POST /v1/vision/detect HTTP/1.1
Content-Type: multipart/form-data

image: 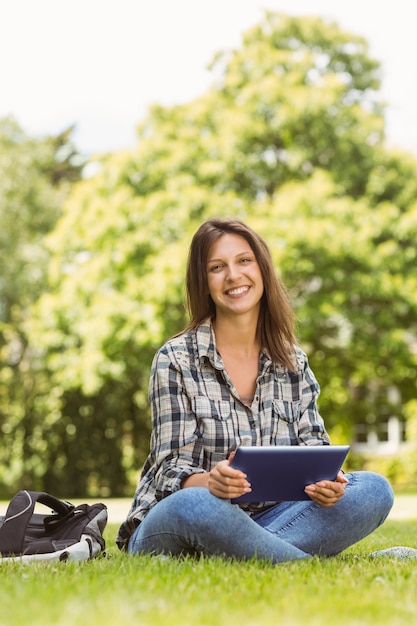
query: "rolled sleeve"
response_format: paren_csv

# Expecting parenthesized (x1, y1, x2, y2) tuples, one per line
(149, 351, 206, 499)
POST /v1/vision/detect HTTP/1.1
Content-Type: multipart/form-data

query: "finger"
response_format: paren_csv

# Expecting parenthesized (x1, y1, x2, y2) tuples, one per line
(208, 477, 252, 498)
(304, 483, 345, 506)
(314, 480, 346, 494)
(336, 471, 349, 484)
(217, 461, 247, 480)
(214, 475, 251, 493)
(314, 487, 344, 502)
(228, 450, 236, 464)
(305, 490, 340, 507)
(213, 486, 252, 499)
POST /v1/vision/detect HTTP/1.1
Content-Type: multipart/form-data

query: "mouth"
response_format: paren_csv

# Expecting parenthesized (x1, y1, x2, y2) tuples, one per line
(225, 285, 251, 296)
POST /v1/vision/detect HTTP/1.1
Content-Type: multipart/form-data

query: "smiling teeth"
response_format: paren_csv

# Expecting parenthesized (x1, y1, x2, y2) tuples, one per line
(227, 286, 249, 295)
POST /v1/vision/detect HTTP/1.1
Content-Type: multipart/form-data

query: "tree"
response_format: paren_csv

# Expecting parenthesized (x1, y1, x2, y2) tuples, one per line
(0, 117, 83, 495)
(17, 12, 417, 495)
(257, 165, 417, 440)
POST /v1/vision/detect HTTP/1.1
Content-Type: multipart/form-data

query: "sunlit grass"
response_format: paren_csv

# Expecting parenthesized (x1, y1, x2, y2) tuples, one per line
(1, 520, 417, 626)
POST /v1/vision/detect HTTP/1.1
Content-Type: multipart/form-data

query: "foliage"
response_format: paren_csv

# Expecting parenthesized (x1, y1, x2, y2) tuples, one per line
(1, 519, 417, 626)
(1, 12, 417, 495)
(260, 165, 417, 437)
(0, 118, 84, 494)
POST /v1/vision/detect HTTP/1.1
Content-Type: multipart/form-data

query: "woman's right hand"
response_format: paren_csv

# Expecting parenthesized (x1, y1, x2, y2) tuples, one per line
(208, 453, 252, 499)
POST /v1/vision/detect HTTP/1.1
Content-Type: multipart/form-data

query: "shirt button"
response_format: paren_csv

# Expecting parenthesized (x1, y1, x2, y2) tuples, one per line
(255, 395, 259, 401)
(250, 423, 256, 429)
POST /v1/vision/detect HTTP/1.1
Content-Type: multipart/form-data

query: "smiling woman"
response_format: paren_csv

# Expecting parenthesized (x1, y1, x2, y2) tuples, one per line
(114, 217, 406, 564)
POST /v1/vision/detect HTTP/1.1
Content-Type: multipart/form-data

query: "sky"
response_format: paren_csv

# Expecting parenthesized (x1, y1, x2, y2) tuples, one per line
(1, 0, 416, 158)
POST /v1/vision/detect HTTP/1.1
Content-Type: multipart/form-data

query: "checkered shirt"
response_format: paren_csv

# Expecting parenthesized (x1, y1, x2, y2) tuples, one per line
(116, 319, 330, 549)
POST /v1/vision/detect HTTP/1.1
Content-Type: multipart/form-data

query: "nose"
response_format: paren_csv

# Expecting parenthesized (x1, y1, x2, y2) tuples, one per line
(225, 263, 240, 281)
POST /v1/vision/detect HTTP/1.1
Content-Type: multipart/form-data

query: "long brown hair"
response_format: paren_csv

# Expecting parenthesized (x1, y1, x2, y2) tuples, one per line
(184, 218, 297, 371)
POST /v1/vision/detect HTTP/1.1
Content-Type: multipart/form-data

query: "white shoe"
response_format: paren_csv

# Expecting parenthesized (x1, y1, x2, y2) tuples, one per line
(370, 546, 417, 560)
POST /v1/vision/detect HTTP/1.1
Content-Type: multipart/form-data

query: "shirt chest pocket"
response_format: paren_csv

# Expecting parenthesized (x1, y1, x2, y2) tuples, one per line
(191, 396, 234, 455)
(270, 400, 301, 444)
(272, 400, 301, 422)
(192, 396, 232, 421)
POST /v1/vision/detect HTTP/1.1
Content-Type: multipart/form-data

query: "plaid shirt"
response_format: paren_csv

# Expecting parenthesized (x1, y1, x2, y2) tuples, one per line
(117, 319, 330, 549)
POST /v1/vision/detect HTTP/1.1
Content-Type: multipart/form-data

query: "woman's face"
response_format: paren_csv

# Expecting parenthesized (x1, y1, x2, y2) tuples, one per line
(206, 233, 264, 320)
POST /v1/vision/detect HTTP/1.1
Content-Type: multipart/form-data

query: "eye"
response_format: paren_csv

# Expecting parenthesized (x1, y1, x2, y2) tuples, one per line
(209, 263, 223, 272)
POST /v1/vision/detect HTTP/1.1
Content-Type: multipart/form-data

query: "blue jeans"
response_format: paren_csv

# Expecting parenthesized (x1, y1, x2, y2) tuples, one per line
(128, 471, 394, 563)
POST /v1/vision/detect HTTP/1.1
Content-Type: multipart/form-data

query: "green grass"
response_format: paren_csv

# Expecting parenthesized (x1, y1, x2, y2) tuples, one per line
(1, 521, 417, 626)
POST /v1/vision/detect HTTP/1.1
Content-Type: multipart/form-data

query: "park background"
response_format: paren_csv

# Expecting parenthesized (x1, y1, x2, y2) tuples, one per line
(1, 0, 417, 500)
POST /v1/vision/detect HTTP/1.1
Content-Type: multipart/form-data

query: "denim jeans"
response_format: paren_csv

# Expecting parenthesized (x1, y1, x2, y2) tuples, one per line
(128, 471, 394, 563)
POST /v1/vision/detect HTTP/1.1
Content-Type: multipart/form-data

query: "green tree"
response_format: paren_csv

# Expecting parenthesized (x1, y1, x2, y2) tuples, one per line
(22, 12, 417, 496)
(0, 117, 83, 495)
(28, 159, 242, 495)
(256, 165, 417, 440)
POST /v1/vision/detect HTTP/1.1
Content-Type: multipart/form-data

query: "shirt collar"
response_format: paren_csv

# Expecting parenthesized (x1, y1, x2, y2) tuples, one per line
(196, 318, 224, 370)
(195, 318, 274, 373)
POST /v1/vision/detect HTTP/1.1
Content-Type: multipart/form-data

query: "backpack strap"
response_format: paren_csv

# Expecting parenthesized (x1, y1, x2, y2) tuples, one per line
(0, 490, 74, 556)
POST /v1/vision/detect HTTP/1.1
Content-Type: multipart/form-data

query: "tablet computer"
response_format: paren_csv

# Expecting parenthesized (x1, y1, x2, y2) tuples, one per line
(230, 445, 350, 503)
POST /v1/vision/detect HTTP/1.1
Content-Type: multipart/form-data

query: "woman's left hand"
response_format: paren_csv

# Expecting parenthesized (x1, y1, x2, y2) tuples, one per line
(304, 471, 348, 507)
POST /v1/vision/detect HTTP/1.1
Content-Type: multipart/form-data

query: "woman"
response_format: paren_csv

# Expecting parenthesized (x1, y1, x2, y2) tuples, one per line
(117, 218, 396, 563)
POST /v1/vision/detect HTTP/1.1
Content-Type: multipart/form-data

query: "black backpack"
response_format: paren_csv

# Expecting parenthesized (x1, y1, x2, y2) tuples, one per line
(0, 490, 107, 562)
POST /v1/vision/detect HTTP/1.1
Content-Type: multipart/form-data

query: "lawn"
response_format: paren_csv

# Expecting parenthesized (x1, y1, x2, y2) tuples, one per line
(1, 519, 416, 626)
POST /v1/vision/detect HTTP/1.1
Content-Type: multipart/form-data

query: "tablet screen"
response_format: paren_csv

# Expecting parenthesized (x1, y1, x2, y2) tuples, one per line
(230, 445, 350, 503)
